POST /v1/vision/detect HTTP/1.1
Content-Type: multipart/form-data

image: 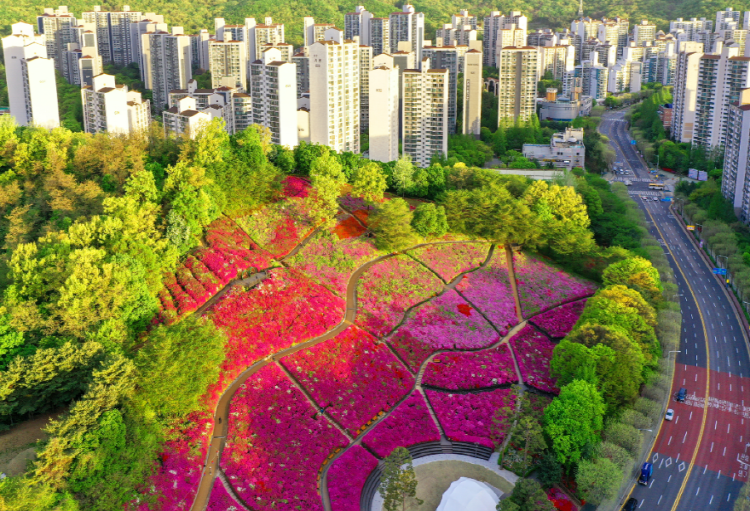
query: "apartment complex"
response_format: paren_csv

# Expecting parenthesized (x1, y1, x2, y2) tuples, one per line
(209, 39, 247, 91)
(484, 11, 527, 67)
(359, 46, 373, 130)
(389, 5, 424, 60)
(250, 48, 298, 147)
(402, 64, 448, 167)
(37, 6, 77, 72)
(421, 46, 461, 134)
(142, 30, 192, 110)
(309, 30, 360, 153)
(671, 42, 704, 142)
(497, 46, 539, 123)
(721, 89, 750, 217)
(81, 73, 150, 134)
(345, 6, 373, 44)
(2, 22, 60, 129)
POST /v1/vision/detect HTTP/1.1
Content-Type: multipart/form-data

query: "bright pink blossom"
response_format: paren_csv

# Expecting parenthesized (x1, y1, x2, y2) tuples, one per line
(422, 344, 518, 390)
(408, 243, 490, 282)
(281, 326, 413, 436)
(362, 391, 440, 457)
(327, 446, 378, 511)
(510, 325, 559, 394)
(222, 364, 348, 511)
(530, 299, 587, 338)
(206, 477, 244, 510)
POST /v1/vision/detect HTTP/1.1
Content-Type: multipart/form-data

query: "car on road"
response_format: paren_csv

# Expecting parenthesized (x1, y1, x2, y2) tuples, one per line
(676, 387, 687, 402)
(665, 408, 674, 421)
(653, 197, 659, 201)
(622, 498, 638, 511)
(638, 462, 653, 485)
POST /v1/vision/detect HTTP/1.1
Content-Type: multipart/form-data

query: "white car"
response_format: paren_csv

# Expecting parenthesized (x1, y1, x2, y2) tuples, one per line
(665, 409, 674, 421)
(653, 197, 659, 201)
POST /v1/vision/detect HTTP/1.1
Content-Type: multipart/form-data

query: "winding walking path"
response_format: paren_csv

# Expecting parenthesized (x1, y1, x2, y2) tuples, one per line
(187, 225, 582, 511)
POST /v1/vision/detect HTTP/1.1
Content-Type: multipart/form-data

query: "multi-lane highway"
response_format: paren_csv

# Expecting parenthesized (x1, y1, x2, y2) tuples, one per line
(600, 112, 750, 511)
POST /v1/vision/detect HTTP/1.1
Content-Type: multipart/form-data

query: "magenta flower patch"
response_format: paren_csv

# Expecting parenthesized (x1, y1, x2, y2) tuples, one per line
(510, 325, 559, 394)
(408, 243, 490, 282)
(422, 344, 518, 390)
(327, 445, 379, 511)
(362, 391, 440, 457)
(529, 299, 587, 339)
(281, 326, 413, 436)
(206, 477, 244, 511)
(221, 364, 348, 511)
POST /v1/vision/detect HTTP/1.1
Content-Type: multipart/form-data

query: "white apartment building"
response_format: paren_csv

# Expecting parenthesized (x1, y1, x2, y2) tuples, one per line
(369, 63, 400, 162)
(163, 96, 212, 138)
(671, 42, 704, 143)
(131, 14, 166, 67)
(717, 8, 742, 32)
(421, 46, 462, 134)
(571, 17, 602, 61)
(2, 23, 60, 129)
(495, 26, 528, 65)
(574, 58, 608, 100)
(80, 5, 144, 66)
(527, 29, 558, 47)
(345, 6, 373, 45)
(168, 80, 252, 134)
(37, 6, 77, 73)
(538, 44, 575, 81)
(452, 10, 477, 29)
(389, 5, 424, 61)
(670, 17, 713, 40)
(359, 46, 373, 130)
(247, 17, 285, 62)
(607, 59, 643, 93)
(142, 30, 192, 111)
(402, 63, 448, 167)
(293, 50, 310, 96)
(497, 46, 539, 124)
(692, 45, 750, 149)
(633, 20, 657, 46)
(250, 48, 298, 147)
(435, 24, 477, 47)
(309, 29, 360, 153)
(484, 11, 528, 67)
(463, 49, 483, 136)
(82, 73, 150, 134)
(64, 43, 103, 86)
(721, 89, 750, 218)
(209, 39, 247, 91)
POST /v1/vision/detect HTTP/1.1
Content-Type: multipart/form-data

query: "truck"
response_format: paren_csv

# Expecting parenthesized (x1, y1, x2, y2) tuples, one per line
(638, 462, 653, 485)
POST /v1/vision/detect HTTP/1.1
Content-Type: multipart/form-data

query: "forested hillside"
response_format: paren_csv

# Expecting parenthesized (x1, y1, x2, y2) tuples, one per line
(0, 0, 744, 47)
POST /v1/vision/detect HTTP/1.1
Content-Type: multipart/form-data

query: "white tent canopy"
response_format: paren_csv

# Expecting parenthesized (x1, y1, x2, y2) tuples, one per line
(435, 477, 500, 511)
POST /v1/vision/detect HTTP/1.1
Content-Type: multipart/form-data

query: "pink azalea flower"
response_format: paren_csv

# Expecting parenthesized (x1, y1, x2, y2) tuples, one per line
(530, 299, 588, 338)
(510, 325, 559, 394)
(362, 391, 440, 457)
(327, 446, 378, 511)
(408, 243, 490, 282)
(422, 344, 518, 390)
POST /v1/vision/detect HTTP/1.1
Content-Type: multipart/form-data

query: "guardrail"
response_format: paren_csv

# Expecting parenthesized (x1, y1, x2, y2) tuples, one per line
(360, 441, 494, 511)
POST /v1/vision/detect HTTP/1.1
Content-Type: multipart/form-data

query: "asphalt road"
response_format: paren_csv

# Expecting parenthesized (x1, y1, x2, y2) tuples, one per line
(600, 112, 750, 511)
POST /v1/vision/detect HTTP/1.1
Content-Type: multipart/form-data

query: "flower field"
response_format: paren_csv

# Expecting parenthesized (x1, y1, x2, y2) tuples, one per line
(205, 268, 344, 407)
(408, 243, 489, 282)
(361, 391, 441, 457)
(285, 231, 381, 297)
(422, 344, 518, 390)
(355, 255, 444, 337)
(237, 196, 317, 259)
(510, 325, 559, 394)
(513, 252, 597, 317)
(333, 214, 367, 239)
(547, 488, 578, 511)
(281, 176, 311, 199)
(426, 389, 516, 448)
(157, 217, 277, 323)
(281, 326, 413, 436)
(387, 290, 499, 372)
(222, 364, 348, 510)
(206, 478, 244, 511)
(455, 249, 518, 335)
(530, 299, 587, 338)
(327, 446, 379, 511)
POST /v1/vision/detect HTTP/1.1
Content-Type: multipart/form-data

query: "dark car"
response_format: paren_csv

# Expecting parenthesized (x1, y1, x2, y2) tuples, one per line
(623, 498, 638, 511)
(676, 387, 687, 402)
(638, 462, 653, 485)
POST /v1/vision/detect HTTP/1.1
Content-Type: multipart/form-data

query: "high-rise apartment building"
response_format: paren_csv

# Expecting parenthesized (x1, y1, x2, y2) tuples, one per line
(370, 18, 390, 57)
(435, 24, 477, 47)
(538, 44, 575, 81)
(422, 46, 461, 134)
(359, 46, 373, 130)
(167, 80, 252, 134)
(142, 30, 192, 111)
(670, 17, 713, 40)
(671, 42, 704, 143)
(243, 17, 285, 62)
(598, 20, 619, 47)
(292, 49, 309, 96)
(209, 39, 247, 91)
(571, 17, 603, 61)
(81, 5, 144, 66)
(81, 73, 150, 134)
(607, 59, 643, 93)
(309, 29, 360, 153)
(345, 6, 373, 45)
(717, 7, 742, 31)
(64, 43, 103, 86)
(369, 63, 400, 162)
(574, 58, 608, 100)
(389, 4, 424, 61)
(462, 50, 482, 136)
(484, 11, 528, 67)
(692, 45, 750, 149)
(452, 10, 477, 30)
(250, 48, 298, 147)
(2, 22, 60, 129)
(402, 63, 448, 167)
(633, 20, 657, 45)
(497, 46, 539, 123)
(37, 6, 77, 74)
(720, 89, 750, 217)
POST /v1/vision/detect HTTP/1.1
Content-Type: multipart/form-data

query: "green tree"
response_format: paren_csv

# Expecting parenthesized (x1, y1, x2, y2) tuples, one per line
(392, 157, 415, 196)
(543, 380, 605, 465)
(369, 198, 417, 252)
(576, 457, 622, 505)
(351, 161, 387, 203)
(497, 478, 556, 511)
(602, 257, 663, 307)
(536, 452, 563, 488)
(379, 447, 422, 511)
(0, 314, 27, 370)
(411, 203, 448, 239)
(134, 317, 226, 419)
(309, 153, 346, 226)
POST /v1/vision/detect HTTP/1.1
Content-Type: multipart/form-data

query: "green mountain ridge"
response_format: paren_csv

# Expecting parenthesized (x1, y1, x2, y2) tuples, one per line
(1, 0, 746, 48)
